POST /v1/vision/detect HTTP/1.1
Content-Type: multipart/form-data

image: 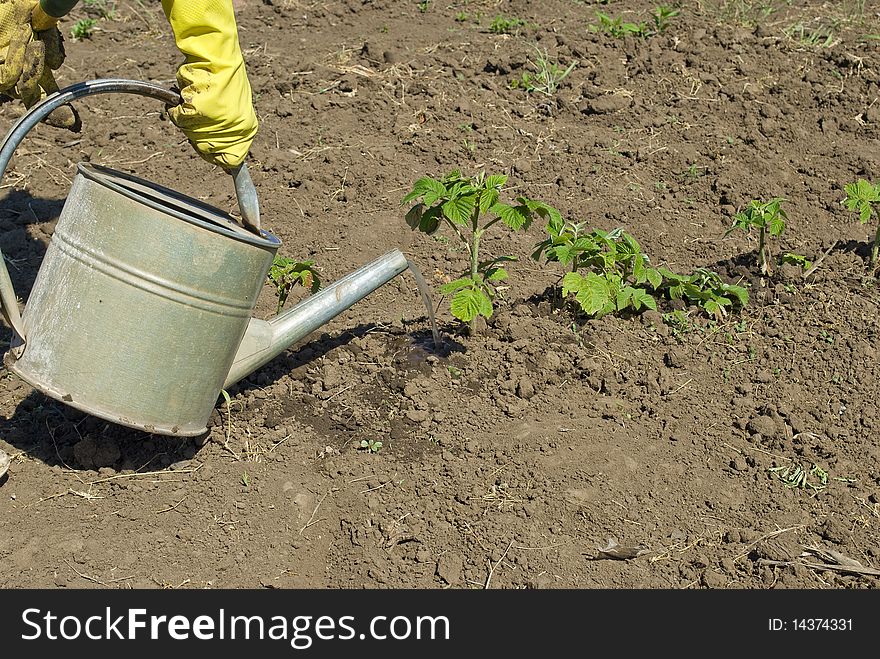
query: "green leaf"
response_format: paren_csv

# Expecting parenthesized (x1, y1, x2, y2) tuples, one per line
(630, 287, 657, 311)
(402, 177, 445, 205)
(724, 284, 749, 307)
(554, 244, 574, 266)
(419, 206, 442, 233)
(572, 273, 612, 316)
(439, 277, 475, 295)
(704, 299, 723, 318)
(562, 271, 585, 298)
(616, 286, 634, 311)
(490, 203, 530, 230)
(657, 267, 682, 282)
(479, 188, 500, 214)
(484, 174, 509, 190)
(632, 253, 646, 282)
(646, 267, 663, 289)
(450, 288, 493, 321)
(486, 267, 508, 282)
(767, 214, 786, 237)
(523, 199, 563, 226)
(442, 194, 476, 225)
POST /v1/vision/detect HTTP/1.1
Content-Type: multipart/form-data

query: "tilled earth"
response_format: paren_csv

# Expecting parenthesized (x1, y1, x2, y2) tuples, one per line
(1, 0, 879, 589)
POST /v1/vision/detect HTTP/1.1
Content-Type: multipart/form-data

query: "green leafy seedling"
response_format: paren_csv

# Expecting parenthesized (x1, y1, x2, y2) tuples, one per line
(70, 18, 98, 40)
(489, 15, 525, 34)
(843, 179, 880, 269)
(402, 170, 560, 329)
(267, 256, 321, 313)
(657, 268, 749, 320)
(662, 310, 692, 338)
(724, 198, 788, 275)
(359, 439, 383, 453)
(592, 11, 647, 37)
(652, 5, 679, 33)
(241, 470, 250, 487)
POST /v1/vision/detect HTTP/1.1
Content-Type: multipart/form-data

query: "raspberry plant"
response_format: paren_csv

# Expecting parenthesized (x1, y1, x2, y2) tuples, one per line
(533, 223, 663, 317)
(402, 170, 560, 327)
(267, 256, 321, 313)
(533, 220, 748, 320)
(842, 179, 880, 269)
(656, 268, 749, 319)
(724, 197, 788, 275)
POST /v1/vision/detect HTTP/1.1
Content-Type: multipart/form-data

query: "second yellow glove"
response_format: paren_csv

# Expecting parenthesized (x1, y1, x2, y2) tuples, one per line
(0, 0, 79, 130)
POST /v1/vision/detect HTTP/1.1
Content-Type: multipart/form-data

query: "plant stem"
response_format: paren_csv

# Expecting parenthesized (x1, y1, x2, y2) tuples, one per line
(759, 226, 769, 275)
(467, 203, 483, 333)
(470, 230, 481, 282)
(873, 224, 880, 269)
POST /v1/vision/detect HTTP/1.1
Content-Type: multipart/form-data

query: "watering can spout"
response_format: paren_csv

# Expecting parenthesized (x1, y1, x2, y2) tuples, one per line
(224, 249, 409, 389)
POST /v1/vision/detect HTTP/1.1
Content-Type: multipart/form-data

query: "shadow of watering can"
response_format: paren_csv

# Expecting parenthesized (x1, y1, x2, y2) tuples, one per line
(0, 79, 409, 437)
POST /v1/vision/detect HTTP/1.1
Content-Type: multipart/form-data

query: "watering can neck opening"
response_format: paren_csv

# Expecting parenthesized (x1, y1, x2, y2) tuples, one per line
(76, 163, 281, 249)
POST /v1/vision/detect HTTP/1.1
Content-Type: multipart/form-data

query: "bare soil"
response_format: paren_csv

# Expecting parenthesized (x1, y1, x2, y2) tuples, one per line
(1, 0, 880, 590)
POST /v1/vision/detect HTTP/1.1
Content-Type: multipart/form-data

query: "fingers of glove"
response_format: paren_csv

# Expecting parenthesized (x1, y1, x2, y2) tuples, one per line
(36, 25, 64, 70)
(16, 36, 43, 108)
(37, 68, 80, 131)
(167, 94, 258, 170)
(0, 29, 30, 92)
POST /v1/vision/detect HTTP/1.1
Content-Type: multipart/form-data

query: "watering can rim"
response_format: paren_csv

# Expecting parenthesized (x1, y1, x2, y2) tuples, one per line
(77, 162, 282, 249)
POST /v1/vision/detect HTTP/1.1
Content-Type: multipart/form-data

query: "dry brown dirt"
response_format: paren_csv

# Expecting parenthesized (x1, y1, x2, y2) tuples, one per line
(1, 0, 879, 590)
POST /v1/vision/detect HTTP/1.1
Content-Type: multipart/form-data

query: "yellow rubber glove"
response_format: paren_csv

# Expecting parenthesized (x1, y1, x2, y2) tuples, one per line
(162, 0, 258, 170)
(0, 0, 80, 130)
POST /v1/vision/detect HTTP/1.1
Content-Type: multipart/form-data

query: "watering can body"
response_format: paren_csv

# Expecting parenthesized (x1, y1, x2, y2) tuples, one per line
(0, 80, 409, 436)
(5, 164, 279, 436)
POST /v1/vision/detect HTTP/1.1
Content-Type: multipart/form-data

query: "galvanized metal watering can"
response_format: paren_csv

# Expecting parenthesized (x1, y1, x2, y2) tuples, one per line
(0, 79, 408, 436)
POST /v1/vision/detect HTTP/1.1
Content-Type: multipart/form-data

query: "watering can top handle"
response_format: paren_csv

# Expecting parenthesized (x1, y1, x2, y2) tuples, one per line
(0, 78, 261, 345)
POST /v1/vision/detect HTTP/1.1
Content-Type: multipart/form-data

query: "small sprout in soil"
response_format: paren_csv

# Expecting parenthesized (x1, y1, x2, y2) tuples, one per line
(82, 0, 117, 20)
(267, 256, 321, 314)
(489, 15, 526, 34)
(241, 470, 250, 488)
(681, 163, 704, 179)
(652, 4, 680, 33)
(417, 0, 430, 13)
(509, 46, 577, 96)
(359, 439, 383, 453)
(662, 309, 692, 336)
(780, 252, 812, 274)
(592, 11, 647, 37)
(70, 18, 99, 40)
(402, 169, 560, 329)
(724, 197, 788, 275)
(769, 461, 828, 493)
(842, 178, 880, 269)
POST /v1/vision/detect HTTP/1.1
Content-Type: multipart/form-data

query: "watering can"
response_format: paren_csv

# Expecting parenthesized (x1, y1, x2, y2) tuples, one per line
(0, 79, 409, 437)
